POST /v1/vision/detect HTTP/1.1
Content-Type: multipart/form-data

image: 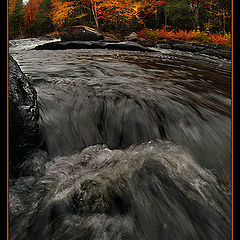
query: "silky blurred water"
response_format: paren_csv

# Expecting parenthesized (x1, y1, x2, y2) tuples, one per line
(9, 38, 231, 240)
(9, 38, 231, 181)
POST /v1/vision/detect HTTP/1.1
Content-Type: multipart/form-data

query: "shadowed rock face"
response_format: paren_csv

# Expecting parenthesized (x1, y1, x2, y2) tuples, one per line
(9, 141, 230, 240)
(61, 26, 105, 41)
(9, 55, 44, 176)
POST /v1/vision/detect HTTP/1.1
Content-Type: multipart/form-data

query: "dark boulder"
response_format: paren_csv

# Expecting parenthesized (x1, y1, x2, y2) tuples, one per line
(61, 26, 105, 41)
(9, 55, 45, 176)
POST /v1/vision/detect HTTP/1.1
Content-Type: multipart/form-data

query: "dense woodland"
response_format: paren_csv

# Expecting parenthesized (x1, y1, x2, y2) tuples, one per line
(8, 0, 231, 44)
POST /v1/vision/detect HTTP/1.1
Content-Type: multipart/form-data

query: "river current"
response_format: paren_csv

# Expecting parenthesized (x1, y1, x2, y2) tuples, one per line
(9, 38, 231, 240)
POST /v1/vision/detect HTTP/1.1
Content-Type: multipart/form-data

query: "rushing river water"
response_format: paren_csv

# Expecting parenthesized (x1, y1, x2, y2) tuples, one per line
(9, 38, 231, 240)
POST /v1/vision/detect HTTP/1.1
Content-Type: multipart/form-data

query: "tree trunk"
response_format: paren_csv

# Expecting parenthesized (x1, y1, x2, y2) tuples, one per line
(91, 0, 99, 29)
(195, 6, 199, 29)
(223, 8, 226, 35)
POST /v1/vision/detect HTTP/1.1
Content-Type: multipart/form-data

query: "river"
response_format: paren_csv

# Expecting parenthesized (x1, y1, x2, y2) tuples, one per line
(9, 38, 231, 240)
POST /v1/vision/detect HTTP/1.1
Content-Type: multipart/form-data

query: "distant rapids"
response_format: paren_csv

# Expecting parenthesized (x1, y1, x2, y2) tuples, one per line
(9, 38, 231, 240)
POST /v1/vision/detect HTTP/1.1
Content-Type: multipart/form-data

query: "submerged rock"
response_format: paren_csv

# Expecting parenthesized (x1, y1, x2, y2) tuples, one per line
(9, 55, 46, 176)
(9, 141, 231, 240)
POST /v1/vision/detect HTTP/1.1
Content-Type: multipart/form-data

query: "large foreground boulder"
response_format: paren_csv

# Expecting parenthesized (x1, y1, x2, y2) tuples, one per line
(61, 26, 105, 41)
(9, 55, 45, 176)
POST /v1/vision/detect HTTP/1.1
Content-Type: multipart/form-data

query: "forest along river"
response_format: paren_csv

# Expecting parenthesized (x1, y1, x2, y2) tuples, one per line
(9, 38, 231, 240)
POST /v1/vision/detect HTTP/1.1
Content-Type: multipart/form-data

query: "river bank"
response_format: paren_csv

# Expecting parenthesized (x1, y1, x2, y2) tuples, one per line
(31, 26, 231, 59)
(10, 25, 231, 60)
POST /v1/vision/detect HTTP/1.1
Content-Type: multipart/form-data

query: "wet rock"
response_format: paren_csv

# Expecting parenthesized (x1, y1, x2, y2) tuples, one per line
(194, 46, 207, 52)
(215, 50, 231, 59)
(197, 47, 231, 59)
(156, 39, 231, 59)
(173, 43, 197, 52)
(61, 26, 105, 41)
(156, 43, 172, 49)
(199, 48, 217, 56)
(9, 55, 45, 176)
(160, 39, 184, 46)
(18, 149, 49, 180)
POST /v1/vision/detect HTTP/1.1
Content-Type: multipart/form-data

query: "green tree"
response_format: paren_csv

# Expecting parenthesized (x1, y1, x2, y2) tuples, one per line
(33, 0, 54, 35)
(9, 0, 25, 39)
(164, 0, 194, 30)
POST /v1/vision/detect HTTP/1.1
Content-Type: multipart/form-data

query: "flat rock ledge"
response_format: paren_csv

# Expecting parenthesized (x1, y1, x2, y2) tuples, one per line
(155, 39, 231, 59)
(35, 39, 231, 59)
(35, 41, 157, 52)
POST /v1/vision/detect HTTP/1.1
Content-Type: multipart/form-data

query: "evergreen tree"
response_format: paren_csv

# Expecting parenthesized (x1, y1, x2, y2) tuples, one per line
(164, 0, 194, 30)
(33, 0, 54, 35)
(9, 0, 25, 39)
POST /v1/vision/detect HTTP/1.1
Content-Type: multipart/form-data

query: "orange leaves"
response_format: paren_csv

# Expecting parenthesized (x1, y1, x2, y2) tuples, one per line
(24, 0, 44, 26)
(46, 0, 167, 31)
(137, 27, 231, 45)
(8, 0, 18, 14)
(93, 0, 166, 29)
(51, 0, 75, 28)
(209, 33, 231, 45)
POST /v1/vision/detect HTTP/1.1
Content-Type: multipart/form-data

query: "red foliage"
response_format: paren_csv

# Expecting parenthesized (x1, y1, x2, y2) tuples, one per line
(24, 0, 44, 26)
(137, 27, 231, 45)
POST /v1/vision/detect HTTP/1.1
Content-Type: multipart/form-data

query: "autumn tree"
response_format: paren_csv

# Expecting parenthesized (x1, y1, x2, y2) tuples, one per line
(92, 0, 165, 34)
(8, 0, 18, 14)
(24, 0, 43, 26)
(51, 0, 77, 29)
